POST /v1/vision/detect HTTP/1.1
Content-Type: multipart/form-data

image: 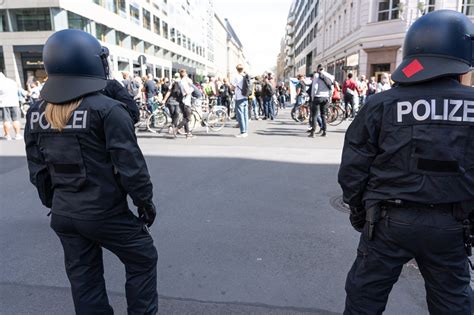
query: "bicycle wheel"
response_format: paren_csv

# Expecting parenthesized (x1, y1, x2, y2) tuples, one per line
(273, 104, 279, 117)
(290, 106, 300, 122)
(188, 111, 198, 132)
(333, 106, 346, 126)
(327, 105, 340, 126)
(146, 109, 168, 133)
(207, 109, 228, 131)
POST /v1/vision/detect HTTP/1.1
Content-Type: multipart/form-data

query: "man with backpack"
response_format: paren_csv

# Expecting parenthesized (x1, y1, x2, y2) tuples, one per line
(262, 76, 274, 120)
(122, 71, 140, 99)
(309, 64, 334, 137)
(231, 64, 250, 137)
(253, 77, 263, 118)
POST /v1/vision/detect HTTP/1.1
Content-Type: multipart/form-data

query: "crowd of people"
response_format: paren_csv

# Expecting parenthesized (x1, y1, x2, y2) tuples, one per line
(0, 74, 47, 141)
(293, 69, 394, 137)
(114, 67, 291, 138)
(1, 63, 395, 141)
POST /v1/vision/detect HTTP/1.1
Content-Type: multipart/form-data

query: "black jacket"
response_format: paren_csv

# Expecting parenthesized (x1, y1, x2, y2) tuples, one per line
(338, 78, 474, 208)
(101, 79, 140, 124)
(25, 93, 153, 220)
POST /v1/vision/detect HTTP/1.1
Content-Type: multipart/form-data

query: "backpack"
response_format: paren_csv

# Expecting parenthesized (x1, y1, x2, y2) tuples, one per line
(192, 85, 203, 98)
(254, 82, 262, 95)
(219, 84, 229, 97)
(240, 74, 252, 97)
(168, 81, 183, 104)
(263, 83, 273, 96)
(204, 85, 214, 96)
(128, 80, 140, 97)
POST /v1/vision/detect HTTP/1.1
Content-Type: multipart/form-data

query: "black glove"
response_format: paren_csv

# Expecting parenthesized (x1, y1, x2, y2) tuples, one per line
(138, 201, 156, 227)
(349, 206, 366, 232)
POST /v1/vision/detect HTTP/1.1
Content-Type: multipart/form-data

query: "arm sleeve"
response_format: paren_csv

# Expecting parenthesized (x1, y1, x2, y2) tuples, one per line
(104, 104, 153, 207)
(24, 115, 46, 187)
(337, 101, 383, 207)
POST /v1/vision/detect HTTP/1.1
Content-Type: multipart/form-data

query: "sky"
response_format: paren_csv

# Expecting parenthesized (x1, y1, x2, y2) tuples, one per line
(213, 0, 293, 75)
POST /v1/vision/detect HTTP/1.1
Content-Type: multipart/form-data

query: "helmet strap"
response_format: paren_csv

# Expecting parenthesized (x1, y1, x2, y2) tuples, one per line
(100, 46, 110, 79)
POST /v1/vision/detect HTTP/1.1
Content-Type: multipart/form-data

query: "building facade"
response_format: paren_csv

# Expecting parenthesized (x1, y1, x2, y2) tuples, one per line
(283, 0, 474, 83)
(0, 0, 249, 87)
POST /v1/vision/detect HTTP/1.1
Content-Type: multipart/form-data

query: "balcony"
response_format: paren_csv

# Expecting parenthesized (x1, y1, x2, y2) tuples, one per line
(287, 47, 294, 57)
(286, 37, 294, 46)
(287, 15, 295, 26)
(286, 25, 294, 35)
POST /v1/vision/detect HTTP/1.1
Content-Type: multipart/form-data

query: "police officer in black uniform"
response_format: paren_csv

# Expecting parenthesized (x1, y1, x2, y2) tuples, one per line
(24, 29, 158, 314)
(338, 10, 474, 314)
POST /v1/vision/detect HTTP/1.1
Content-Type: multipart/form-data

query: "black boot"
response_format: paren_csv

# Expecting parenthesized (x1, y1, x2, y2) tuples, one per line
(321, 130, 326, 137)
(308, 132, 315, 138)
(316, 129, 323, 135)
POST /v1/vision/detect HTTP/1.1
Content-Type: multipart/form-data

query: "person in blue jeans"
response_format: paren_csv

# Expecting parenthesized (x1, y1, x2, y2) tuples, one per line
(231, 64, 249, 137)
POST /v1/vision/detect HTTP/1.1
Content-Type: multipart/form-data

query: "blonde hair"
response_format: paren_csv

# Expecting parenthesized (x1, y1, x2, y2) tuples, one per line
(45, 98, 83, 131)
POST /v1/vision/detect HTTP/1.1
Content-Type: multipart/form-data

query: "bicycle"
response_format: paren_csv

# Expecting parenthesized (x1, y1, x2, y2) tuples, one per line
(327, 101, 354, 126)
(188, 98, 228, 132)
(291, 95, 310, 123)
(135, 100, 170, 134)
(272, 94, 279, 118)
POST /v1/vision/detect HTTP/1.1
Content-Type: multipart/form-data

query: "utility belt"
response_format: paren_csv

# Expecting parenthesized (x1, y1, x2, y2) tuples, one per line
(380, 199, 461, 212)
(365, 200, 473, 258)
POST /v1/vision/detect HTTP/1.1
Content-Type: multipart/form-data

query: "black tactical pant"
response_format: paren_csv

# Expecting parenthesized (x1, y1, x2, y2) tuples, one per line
(311, 97, 328, 131)
(344, 206, 471, 314)
(51, 212, 158, 315)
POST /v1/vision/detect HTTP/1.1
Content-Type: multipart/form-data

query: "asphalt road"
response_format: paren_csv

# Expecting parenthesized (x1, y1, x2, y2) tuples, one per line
(0, 109, 429, 314)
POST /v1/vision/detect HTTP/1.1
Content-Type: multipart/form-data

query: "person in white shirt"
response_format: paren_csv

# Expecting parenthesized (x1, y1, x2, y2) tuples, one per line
(231, 64, 249, 138)
(377, 73, 391, 93)
(178, 69, 195, 138)
(0, 72, 23, 140)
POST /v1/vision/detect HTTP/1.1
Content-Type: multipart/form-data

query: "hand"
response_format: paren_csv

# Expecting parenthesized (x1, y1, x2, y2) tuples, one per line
(138, 201, 156, 227)
(349, 206, 366, 232)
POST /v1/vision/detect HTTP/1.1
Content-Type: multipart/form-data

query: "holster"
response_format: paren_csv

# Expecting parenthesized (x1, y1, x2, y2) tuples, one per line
(453, 201, 474, 257)
(36, 168, 53, 208)
(365, 204, 381, 241)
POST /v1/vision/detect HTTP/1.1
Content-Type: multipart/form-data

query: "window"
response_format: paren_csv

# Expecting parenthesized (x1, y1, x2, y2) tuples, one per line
(10, 8, 52, 31)
(116, 30, 127, 47)
(425, 0, 435, 13)
(95, 23, 109, 42)
(0, 10, 8, 32)
(153, 15, 160, 35)
(68, 12, 90, 32)
(132, 37, 144, 53)
(162, 21, 168, 39)
(117, 0, 126, 13)
(130, 5, 140, 24)
(143, 9, 150, 30)
(463, 0, 474, 16)
(171, 27, 176, 42)
(377, 0, 399, 21)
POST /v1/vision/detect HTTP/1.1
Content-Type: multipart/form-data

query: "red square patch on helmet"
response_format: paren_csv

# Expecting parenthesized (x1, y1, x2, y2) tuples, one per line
(402, 59, 424, 78)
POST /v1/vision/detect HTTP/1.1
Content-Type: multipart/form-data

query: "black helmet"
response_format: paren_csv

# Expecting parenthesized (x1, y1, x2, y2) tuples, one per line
(40, 29, 109, 103)
(392, 10, 474, 84)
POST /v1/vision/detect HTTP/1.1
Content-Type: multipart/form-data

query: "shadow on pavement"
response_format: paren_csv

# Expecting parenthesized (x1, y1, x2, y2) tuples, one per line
(0, 155, 427, 315)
